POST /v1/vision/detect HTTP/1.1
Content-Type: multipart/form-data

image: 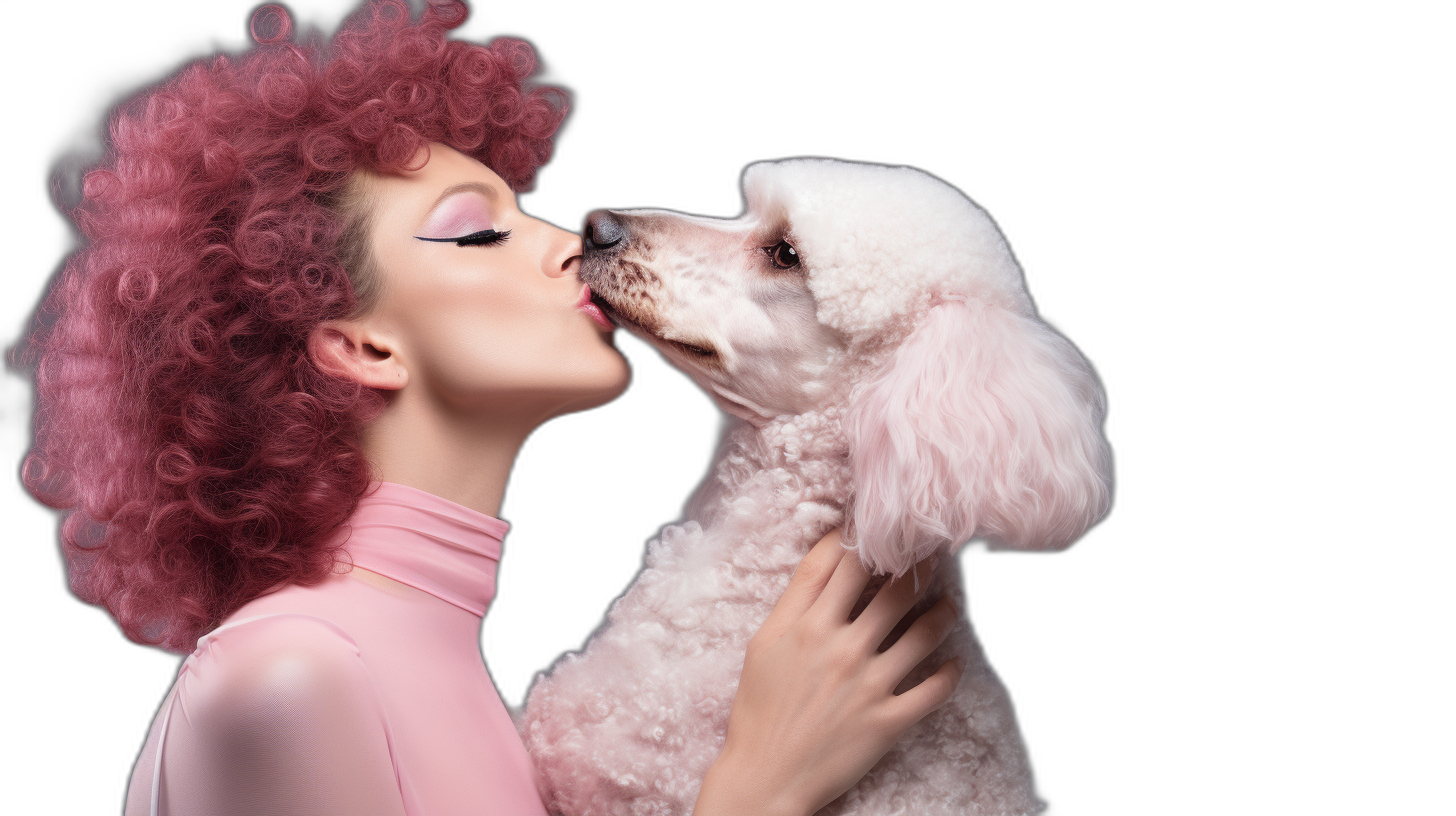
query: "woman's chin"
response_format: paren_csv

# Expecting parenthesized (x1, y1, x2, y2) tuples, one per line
(547, 355, 632, 419)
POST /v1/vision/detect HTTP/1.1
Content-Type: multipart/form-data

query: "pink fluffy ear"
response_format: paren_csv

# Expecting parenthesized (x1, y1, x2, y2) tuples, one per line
(844, 300, 1112, 576)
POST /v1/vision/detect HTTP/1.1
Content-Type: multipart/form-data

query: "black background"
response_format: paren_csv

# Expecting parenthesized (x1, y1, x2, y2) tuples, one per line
(5, 3, 1292, 810)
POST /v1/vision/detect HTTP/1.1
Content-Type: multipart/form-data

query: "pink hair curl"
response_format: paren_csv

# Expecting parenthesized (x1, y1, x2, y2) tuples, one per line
(16, 0, 568, 652)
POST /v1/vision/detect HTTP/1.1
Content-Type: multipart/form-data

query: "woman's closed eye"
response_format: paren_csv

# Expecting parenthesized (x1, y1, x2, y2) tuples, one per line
(415, 229, 512, 247)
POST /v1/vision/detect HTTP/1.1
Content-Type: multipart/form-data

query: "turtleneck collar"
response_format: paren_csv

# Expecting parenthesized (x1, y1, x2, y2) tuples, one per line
(336, 481, 509, 618)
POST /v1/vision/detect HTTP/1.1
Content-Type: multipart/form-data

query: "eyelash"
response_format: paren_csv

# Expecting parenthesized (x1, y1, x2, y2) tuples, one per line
(416, 229, 512, 247)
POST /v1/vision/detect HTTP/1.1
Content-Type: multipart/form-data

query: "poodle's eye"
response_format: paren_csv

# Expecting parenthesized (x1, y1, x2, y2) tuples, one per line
(764, 240, 800, 270)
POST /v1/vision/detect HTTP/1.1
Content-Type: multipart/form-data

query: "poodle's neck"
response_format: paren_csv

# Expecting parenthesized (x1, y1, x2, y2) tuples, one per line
(687, 409, 854, 554)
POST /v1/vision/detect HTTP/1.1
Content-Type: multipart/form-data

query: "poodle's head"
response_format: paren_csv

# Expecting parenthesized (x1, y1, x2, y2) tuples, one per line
(581, 158, 1112, 574)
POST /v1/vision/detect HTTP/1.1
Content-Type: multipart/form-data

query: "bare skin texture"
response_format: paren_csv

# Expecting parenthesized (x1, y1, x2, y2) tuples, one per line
(314, 144, 957, 815)
(310, 144, 630, 518)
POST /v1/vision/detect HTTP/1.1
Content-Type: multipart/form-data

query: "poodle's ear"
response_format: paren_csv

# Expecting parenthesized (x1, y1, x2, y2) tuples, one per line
(843, 300, 1112, 576)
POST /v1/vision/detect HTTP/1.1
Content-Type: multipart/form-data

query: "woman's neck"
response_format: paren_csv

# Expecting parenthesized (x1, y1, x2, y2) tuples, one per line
(360, 391, 540, 518)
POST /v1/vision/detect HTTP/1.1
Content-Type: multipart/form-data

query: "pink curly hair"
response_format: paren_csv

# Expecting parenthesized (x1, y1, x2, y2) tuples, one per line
(17, 0, 568, 652)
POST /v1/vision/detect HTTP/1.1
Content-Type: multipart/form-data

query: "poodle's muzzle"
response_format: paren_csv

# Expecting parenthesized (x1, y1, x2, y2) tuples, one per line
(580, 209, 669, 339)
(579, 205, 845, 424)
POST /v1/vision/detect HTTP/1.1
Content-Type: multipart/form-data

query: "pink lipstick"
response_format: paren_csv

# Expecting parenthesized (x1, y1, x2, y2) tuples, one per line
(577, 284, 615, 331)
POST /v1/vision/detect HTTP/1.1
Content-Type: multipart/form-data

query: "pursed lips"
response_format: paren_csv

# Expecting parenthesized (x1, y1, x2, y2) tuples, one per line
(575, 284, 616, 331)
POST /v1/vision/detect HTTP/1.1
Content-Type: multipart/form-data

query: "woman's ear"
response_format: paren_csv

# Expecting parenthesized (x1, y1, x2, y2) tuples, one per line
(843, 300, 1113, 577)
(307, 319, 408, 391)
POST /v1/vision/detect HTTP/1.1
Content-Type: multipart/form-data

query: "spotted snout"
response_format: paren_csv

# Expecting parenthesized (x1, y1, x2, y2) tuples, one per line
(579, 209, 666, 336)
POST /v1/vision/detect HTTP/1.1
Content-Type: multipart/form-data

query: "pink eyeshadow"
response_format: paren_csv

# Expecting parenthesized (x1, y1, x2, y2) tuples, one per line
(417, 192, 494, 239)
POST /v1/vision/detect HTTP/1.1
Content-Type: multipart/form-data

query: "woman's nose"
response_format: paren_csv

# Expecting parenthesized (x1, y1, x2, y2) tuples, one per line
(546, 224, 583, 278)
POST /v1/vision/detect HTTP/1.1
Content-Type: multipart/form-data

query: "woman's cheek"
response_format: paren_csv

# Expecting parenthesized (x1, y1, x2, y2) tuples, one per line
(410, 302, 552, 401)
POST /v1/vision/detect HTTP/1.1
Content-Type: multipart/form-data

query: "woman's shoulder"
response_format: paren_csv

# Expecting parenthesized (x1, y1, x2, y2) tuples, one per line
(135, 613, 407, 816)
(181, 612, 372, 722)
(176, 566, 402, 711)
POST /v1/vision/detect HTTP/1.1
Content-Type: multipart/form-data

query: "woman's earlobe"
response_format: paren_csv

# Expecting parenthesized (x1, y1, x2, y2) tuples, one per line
(308, 321, 408, 390)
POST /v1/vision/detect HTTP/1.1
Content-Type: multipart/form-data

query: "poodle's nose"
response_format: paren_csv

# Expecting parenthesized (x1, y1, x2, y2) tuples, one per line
(583, 210, 626, 251)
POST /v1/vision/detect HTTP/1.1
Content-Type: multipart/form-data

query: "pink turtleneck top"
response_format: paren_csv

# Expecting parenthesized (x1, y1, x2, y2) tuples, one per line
(124, 482, 548, 816)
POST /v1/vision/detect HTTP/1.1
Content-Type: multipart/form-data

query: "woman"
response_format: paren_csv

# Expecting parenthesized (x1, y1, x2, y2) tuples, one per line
(19, 2, 959, 814)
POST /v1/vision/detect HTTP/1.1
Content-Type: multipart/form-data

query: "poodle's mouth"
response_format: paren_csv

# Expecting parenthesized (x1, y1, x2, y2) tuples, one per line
(591, 290, 719, 362)
(588, 290, 619, 327)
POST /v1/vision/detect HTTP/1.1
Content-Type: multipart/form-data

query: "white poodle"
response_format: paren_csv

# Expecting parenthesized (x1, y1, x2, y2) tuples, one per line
(521, 158, 1112, 815)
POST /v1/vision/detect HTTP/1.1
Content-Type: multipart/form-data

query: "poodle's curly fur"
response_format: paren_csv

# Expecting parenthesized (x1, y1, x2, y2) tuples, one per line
(523, 158, 1112, 815)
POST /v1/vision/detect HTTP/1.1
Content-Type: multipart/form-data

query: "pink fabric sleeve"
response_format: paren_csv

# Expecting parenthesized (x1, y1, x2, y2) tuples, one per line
(125, 615, 411, 816)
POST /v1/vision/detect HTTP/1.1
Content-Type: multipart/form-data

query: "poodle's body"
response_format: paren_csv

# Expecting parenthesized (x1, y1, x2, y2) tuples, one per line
(524, 413, 1040, 815)
(522, 159, 1111, 816)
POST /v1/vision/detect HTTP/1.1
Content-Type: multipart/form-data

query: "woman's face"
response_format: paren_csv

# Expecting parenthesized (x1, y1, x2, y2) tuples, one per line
(354, 143, 629, 423)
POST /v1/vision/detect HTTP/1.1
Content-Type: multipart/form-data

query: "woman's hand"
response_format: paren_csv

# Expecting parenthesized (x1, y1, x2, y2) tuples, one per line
(692, 528, 963, 816)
